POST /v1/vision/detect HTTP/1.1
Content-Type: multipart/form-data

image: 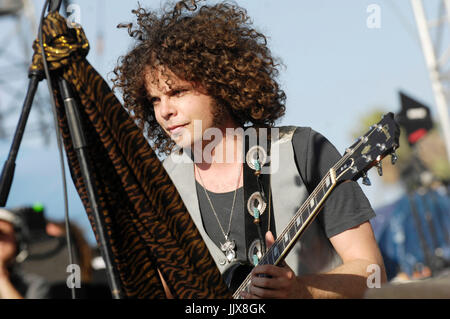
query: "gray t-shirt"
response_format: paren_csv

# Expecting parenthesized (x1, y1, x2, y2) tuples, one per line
(292, 127, 375, 239)
(197, 127, 375, 267)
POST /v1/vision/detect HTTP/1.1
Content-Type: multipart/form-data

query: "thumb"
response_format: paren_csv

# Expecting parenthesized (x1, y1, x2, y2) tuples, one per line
(265, 231, 275, 249)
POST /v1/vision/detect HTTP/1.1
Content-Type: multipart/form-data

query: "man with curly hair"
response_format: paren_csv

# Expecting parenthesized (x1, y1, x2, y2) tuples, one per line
(113, 0, 387, 298)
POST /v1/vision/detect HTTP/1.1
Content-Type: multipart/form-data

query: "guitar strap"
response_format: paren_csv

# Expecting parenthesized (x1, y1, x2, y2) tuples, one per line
(242, 129, 277, 266)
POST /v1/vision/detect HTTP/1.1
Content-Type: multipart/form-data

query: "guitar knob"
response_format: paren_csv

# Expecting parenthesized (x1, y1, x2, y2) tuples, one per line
(376, 162, 383, 176)
(391, 152, 398, 165)
(362, 172, 371, 186)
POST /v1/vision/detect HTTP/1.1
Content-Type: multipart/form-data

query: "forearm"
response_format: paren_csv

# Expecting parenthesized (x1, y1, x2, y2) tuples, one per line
(0, 273, 23, 299)
(297, 259, 387, 299)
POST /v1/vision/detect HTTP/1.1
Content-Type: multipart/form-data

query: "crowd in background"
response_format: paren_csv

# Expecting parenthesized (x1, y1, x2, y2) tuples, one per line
(0, 205, 111, 299)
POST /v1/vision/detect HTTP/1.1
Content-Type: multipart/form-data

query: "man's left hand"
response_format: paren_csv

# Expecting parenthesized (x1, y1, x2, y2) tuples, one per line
(240, 231, 308, 299)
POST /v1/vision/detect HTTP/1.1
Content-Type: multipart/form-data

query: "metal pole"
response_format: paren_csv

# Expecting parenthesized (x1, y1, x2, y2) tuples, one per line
(411, 0, 450, 162)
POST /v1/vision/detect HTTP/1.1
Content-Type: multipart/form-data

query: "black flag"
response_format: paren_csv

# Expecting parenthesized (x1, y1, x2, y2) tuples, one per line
(396, 91, 433, 146)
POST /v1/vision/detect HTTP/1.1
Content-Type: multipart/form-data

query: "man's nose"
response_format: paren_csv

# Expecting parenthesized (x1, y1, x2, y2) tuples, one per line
(158, 97, 176, 120)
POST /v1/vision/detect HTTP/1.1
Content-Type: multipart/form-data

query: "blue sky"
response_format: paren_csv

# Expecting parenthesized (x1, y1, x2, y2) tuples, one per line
(0, 0, 442, 244)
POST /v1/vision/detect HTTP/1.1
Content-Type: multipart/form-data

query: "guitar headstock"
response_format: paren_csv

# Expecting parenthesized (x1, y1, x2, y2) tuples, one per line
(335, 112, 400, 184)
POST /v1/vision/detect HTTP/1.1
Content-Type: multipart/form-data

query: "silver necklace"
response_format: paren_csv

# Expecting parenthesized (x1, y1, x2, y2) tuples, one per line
(196, 163, 242, 263)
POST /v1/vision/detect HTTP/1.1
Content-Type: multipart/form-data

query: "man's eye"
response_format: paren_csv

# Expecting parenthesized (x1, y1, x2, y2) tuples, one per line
(173, 89, 187, 97)
(150, 97, 160, 105)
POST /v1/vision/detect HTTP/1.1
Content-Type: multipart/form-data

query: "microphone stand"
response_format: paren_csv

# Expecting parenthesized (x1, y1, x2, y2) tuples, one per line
(57, 80, 124, 299)
(0, 71, 41, 206)
(0, 0, 124, 299)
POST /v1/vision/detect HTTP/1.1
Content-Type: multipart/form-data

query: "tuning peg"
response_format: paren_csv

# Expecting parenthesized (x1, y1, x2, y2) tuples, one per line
(391, 152, 398, 165)
(362, 154, 372, 163)
(362, 172, 371, 186)
(376, 143, 386, 152)
(376, 161, 383, 176)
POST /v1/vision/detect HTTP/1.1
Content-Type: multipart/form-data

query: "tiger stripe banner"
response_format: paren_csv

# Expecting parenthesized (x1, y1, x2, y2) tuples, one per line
(30, 12, 231, 299)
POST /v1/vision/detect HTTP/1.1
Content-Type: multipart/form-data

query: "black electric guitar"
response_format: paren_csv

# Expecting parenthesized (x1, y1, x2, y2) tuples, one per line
(229, 112, 400, 298)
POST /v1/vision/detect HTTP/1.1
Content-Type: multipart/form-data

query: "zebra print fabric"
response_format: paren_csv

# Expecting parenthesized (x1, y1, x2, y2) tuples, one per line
(30, 12, 231, 299)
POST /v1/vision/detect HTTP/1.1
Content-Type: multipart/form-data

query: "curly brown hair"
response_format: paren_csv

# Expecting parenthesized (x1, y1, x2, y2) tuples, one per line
(112, 0, 286, 155)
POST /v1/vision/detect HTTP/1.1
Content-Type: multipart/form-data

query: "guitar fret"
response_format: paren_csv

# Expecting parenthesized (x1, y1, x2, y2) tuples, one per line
(272, 243, 280, 262)
(296, 215, 302, 228)
(318, 186, 325, 201)
(289, 226, 296, 243)
(325, 175, 331, 188)
(280, 239, 287, 253)
(309, 197, 315, 209)
(304, 206, 310, 220)
(268, 249, 274, 265)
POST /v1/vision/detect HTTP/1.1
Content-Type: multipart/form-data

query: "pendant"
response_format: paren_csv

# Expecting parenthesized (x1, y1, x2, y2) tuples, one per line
(220, 237, 236, 263)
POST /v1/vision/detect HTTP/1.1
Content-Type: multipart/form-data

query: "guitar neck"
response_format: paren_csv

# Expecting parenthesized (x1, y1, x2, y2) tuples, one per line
(233, 167, 338, 298)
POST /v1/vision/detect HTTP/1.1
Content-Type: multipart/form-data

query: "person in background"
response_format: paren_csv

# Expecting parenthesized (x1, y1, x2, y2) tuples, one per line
(46, 220, 94, 283)
(0, 208, 49, 299)
(44, 220, 111, 298)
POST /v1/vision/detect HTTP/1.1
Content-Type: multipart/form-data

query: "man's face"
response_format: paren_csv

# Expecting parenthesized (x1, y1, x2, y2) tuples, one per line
(0, 220, 17, 265)
(144, 67, 218, 150)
